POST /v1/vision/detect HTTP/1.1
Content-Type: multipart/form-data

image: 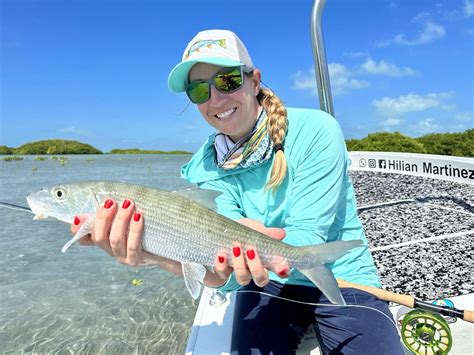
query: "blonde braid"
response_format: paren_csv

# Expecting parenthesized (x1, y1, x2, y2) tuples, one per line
(257, 88, 288, 191)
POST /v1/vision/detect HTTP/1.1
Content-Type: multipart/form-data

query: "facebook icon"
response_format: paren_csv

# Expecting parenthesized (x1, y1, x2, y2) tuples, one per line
(379, 160, 387, 169)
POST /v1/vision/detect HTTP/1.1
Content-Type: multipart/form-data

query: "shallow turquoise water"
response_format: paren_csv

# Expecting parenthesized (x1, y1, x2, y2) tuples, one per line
(0, 155, 198, 354)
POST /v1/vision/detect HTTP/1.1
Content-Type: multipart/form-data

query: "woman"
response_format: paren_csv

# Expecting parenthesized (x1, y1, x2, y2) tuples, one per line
(72, 29, 404, 354)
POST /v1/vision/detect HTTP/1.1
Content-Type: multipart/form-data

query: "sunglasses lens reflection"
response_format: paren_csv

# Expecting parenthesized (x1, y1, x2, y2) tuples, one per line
(187, 67, 244, 104)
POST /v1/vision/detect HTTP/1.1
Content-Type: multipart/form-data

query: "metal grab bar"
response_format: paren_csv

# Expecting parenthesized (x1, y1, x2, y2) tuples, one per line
(311, 0, 334, 116)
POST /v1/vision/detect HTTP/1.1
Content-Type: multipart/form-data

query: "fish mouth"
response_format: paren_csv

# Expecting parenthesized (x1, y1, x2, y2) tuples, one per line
(26, 194, 49, 220)
(32, 212, 48, 220)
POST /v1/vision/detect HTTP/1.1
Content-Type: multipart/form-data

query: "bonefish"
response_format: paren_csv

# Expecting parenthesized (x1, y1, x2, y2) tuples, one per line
(25, 181, 363, 304)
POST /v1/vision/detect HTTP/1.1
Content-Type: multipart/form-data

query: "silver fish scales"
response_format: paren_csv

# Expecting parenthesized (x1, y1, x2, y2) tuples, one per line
(26, 181, 363, 304)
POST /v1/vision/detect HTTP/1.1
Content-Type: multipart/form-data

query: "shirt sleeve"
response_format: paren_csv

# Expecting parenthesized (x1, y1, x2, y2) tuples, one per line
(283, 117, 347, 247)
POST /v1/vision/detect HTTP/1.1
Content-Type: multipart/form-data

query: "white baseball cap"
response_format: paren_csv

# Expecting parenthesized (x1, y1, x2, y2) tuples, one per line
(168, 29, 254, 93)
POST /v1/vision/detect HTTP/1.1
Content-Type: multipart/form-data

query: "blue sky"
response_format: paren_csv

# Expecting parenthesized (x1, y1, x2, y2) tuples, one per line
(1, 0, 473, 152)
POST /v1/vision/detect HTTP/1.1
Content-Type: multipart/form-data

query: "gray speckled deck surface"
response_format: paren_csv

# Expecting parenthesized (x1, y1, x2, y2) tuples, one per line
(350, 171, 473, 300)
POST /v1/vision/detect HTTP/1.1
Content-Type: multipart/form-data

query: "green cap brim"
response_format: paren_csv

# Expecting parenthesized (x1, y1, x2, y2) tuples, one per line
(168, 57, 245, 93)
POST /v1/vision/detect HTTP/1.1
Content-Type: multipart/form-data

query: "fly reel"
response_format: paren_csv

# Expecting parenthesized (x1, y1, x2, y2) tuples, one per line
(400, 309, 452, 354)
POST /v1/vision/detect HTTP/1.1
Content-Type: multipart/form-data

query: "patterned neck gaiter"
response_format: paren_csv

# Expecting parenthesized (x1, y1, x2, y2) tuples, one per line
(214, 108, 274, 170)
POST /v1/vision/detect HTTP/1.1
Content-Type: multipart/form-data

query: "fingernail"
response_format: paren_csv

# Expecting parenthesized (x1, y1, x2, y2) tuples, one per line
(122, 199, 131, 209)
(73, 216, 80, 225)
(232, 246, 241, 257)
(246, 249, 255, 260)
(279, 230, 286, 239)
(278, 268, 289, 277)
(133, 212, 141, 222)
(218, 256, 225, 263)
(104, 199, 113, 209)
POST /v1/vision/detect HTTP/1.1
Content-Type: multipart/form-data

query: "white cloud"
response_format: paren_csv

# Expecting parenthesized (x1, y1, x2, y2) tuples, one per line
(379, 118, 401, 127)
(412, 118, 440, 134)
(291, 69, 317, 92)
(441, 104, 457, 111)
(389, 1, 398, 9)
(377, 20, 445, 47)
(343, 51, 368, 58)
(361, 58, 417, 76)
(412, 12, 431, 23)
(464, 0, 474, 17)
(292, 57, 417, 96)
(59, 126, 89, 136)
(372, 92, 453, 116)
(291, 65, 369, 96)
(329, 64, 370, 95)
(454, 112, 474, 122)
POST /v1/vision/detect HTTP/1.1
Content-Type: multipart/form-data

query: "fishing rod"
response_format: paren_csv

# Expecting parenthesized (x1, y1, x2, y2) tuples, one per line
(337, 279, 474, 323)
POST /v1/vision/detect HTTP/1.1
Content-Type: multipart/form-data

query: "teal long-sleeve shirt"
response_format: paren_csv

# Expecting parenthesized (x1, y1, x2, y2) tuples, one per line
(181, 108, 380, 292)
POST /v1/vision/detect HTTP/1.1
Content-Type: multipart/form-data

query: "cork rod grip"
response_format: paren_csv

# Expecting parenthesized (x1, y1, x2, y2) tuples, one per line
(464, 310, 474, 323)
(337, 278, 415, 308)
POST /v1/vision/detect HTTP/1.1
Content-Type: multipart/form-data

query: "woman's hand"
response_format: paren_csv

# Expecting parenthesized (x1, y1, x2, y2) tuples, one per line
(70, 199, 144, 265)
(70, 199, 182, 273)
(207, 218, 289, 288)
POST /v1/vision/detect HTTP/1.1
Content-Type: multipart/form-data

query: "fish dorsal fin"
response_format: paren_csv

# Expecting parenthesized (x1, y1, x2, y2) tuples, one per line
(173, 188, 221, 212)
(61, 213, 95, 253)
(181, 262, 206, 299)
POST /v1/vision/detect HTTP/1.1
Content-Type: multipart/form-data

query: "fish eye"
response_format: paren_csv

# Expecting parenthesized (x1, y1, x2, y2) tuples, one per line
(52, 186, 67, 200)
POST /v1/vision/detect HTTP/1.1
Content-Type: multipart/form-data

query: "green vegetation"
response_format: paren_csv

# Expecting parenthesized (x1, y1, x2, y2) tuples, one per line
(13, 139, 102, 155)
(346, 132, 427, 154)
(109, 148, 192, 155)
(3, 156, 23, 161)
(415, 129, 473, 157)
(346, 129, 473, 157)
(2, 131, 471, 158)
(51, 156, 69, 165)
(0, 146, 14, 155)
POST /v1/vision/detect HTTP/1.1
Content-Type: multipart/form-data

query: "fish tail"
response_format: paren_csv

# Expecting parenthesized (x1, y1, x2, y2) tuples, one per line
(297, 240, 365, 305)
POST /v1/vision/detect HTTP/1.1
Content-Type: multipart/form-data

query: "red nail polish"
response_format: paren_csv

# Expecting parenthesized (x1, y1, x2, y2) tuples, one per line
(73, 216, 80, 225)
(122, 199, 131, 209)
(104, 199, 113, 209)
(278, 268, 289, 277)
(246, 249, 255, 260)
(218, 256, 225, 263)
(233, 246, 241, 257)
(133, 212, 141, 222)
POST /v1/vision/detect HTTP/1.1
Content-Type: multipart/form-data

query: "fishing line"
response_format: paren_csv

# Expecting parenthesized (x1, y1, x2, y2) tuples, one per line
(0, 201, 34, 214)
(209, 289, 401, 336)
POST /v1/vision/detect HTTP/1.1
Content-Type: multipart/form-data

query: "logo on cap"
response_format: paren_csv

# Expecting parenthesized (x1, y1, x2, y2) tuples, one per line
(185, 39, 227, 60)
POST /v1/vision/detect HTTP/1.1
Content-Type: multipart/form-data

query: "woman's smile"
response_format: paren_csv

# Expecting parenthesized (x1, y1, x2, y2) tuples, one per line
(215, 107, 237, 120)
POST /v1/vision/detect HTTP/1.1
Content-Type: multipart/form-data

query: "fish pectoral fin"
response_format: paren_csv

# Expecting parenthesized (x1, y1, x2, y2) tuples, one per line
(91, 190, 100, 209)
(61, 213, 95, 253)
(182, 262, 206, 300)
(299, 264, 346, 306)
